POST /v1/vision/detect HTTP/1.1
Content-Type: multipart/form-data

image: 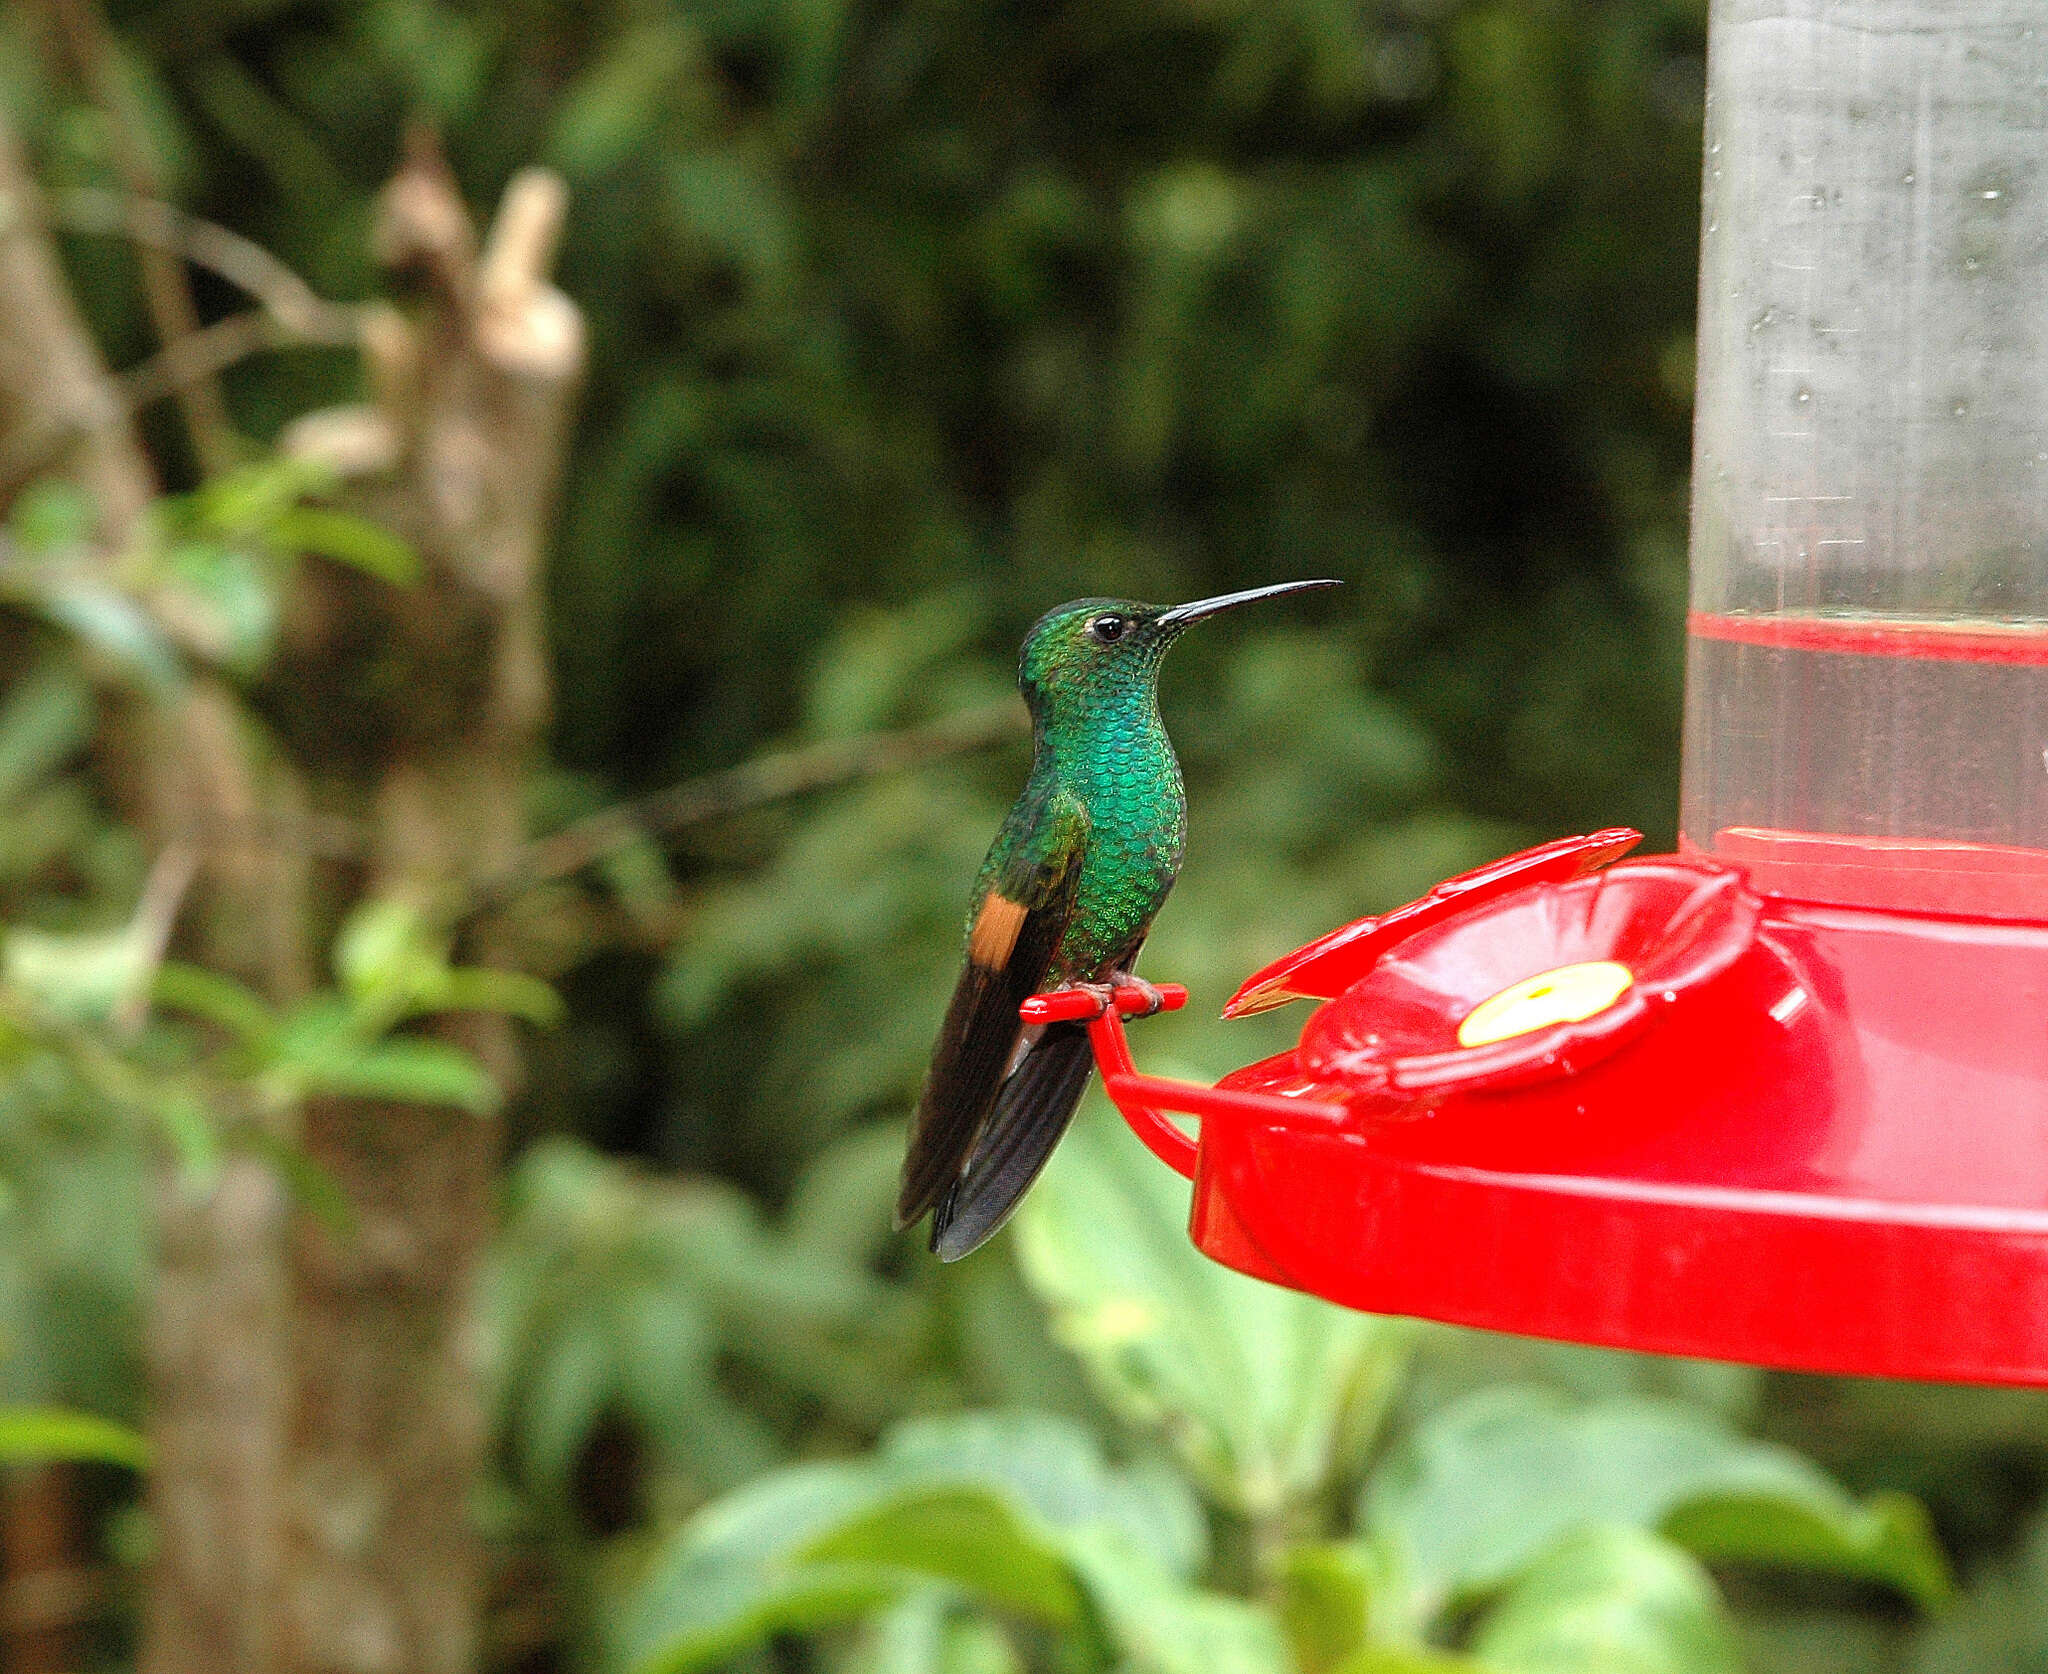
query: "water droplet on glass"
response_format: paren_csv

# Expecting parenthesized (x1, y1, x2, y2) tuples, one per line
(1902, 170, 1917, 185)
(1795, 388, 1812, 405)
(1953, 399, 1970, 417)
(1965, 256, 1981, 271)
(1981, 188, 2004, 199)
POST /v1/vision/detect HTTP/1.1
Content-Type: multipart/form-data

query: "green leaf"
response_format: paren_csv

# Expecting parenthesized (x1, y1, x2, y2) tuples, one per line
(1334, 1651, 1494, 1674)
(1467, 1527, 1739, 1674)
(331, 898, 558, 1029)
(609, 1461, 910, 1674)
(1913, 1501, 2048, 1673)
(610, 1281, 778, 1492)
(186, 456, 335, 536)
(421, 966, 565, 1027)
(9, 481, 96, 553)
(266, 994, 359, 1074)
(333, 895, 437, 1011)
(153, 962, 278, 1047)
(1279, 1541, 1385, 1674)
(162, 539, 278, 674)
(243, 1131, 356, 1236)
(548, 21, 700, 178)
(0, 658, 92, 810)
(844, 1592, 1024, 1674)
(877, 1411, 1206, 1580)
(783, 1121, 907, 1262)
(291, 1037, 500, 1113)
(0, 1406, 149, 1470)
(1063, 1522, 1289, 1674)
(154, 1089, 223, 1187)
(2, 926, 144, 1024)
(1359, 1387, 1952, 1620)
(272, 507, 420, 586)
(803, 591, 985, 738)
(37, 582, 182, 690)
(518, 1309, 615, 1496)
(611, 1411, 1206, 1674)
(1663, 1486, 1952, 1611)
(267, 1000, 500, 1113)
(1016, 1105, 1413, 1516)
(802, 1488, 1087, 1627)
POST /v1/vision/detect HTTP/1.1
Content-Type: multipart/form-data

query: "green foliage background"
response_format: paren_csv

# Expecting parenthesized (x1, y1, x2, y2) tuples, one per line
(7, 1, 2048, 1672)
(23, 0, 1707, 1187)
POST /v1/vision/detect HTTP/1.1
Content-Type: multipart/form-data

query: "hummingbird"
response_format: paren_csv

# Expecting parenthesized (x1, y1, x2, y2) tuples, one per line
(896, 579, 1342, 1259)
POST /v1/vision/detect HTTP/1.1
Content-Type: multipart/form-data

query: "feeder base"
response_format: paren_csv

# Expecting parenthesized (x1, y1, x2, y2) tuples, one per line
(1197, 893, 2048, 1384)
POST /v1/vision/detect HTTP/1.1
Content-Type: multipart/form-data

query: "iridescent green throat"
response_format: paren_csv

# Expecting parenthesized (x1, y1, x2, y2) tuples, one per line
(1030, 670, 1187, 980)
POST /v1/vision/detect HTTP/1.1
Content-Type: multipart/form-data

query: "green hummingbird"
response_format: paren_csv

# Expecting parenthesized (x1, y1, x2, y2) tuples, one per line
(897, 580, 1341, 1259)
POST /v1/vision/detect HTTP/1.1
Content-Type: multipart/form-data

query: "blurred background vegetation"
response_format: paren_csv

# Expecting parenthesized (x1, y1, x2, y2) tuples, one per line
(0, 0, 2046, 1672)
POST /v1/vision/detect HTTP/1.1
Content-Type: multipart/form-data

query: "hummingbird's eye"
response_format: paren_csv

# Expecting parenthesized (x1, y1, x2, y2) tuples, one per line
(1088, 614, 1129, 644)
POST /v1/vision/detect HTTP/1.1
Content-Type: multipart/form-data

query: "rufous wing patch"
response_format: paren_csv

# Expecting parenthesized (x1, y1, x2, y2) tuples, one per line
(967, 892, 1029, 969)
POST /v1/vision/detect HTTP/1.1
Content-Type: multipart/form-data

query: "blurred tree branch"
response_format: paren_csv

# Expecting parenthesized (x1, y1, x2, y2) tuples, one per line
(54, 188, 363, 422)
(51, 189, 359, 338)
(0, 191, 362, 494)
(0, 115, 156, 536)
(43, 0, 238, 476)
(472, 698, 1027, 916)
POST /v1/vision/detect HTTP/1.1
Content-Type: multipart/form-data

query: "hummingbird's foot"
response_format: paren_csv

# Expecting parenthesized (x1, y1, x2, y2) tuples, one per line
(1060, 980, 1121, 1019)
(1046, 975, 1169, 1020)
(1107, 971, 1169, 1017)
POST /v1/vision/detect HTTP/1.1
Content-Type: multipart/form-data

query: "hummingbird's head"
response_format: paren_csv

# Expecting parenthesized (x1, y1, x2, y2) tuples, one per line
(1017, 581, 1341, 724)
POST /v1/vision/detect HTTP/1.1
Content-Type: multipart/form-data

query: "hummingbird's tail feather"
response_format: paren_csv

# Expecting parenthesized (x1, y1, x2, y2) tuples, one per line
(895, 957, 1019, 1229)
(931, 1021, 1095, 1260)
(898, 824, 1086, 1232)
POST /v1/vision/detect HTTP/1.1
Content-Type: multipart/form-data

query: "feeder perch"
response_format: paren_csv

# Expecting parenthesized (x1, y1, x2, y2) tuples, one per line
(1041, 0, 2048, 1384)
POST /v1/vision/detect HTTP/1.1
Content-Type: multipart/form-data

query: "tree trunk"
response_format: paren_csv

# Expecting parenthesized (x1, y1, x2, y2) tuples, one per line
(3, 1462, 89, 1673)
(0, 100, 303, 1674)
(276, 147, 581, 1674)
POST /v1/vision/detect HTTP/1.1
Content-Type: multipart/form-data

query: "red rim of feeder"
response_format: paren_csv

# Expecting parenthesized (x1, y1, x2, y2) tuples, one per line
(1221, 827, 1642, 1016)
(1037, 829, 2048, 1386)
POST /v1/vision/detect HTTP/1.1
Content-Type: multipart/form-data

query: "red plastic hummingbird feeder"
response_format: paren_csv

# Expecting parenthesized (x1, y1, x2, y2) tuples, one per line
(1038, 1, 2048, 1384)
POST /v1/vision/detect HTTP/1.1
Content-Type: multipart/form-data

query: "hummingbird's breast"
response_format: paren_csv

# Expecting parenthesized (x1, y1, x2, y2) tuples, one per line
(1052, 708, 1186, 981)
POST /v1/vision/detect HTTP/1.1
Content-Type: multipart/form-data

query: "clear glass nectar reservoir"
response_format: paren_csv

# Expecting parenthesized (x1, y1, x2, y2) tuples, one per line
(1682, 1, 2048, 912)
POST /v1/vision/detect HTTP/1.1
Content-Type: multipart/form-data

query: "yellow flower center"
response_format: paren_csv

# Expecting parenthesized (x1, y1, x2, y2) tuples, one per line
(1457, 960, 1635, 1048)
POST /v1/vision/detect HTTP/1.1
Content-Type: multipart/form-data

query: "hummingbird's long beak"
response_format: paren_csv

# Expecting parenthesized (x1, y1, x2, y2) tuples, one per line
(1155, 578, 1342, 632)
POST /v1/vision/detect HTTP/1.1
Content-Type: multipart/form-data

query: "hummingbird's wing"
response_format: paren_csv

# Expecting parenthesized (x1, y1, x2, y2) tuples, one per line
(894, 789, 1089, 1234)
